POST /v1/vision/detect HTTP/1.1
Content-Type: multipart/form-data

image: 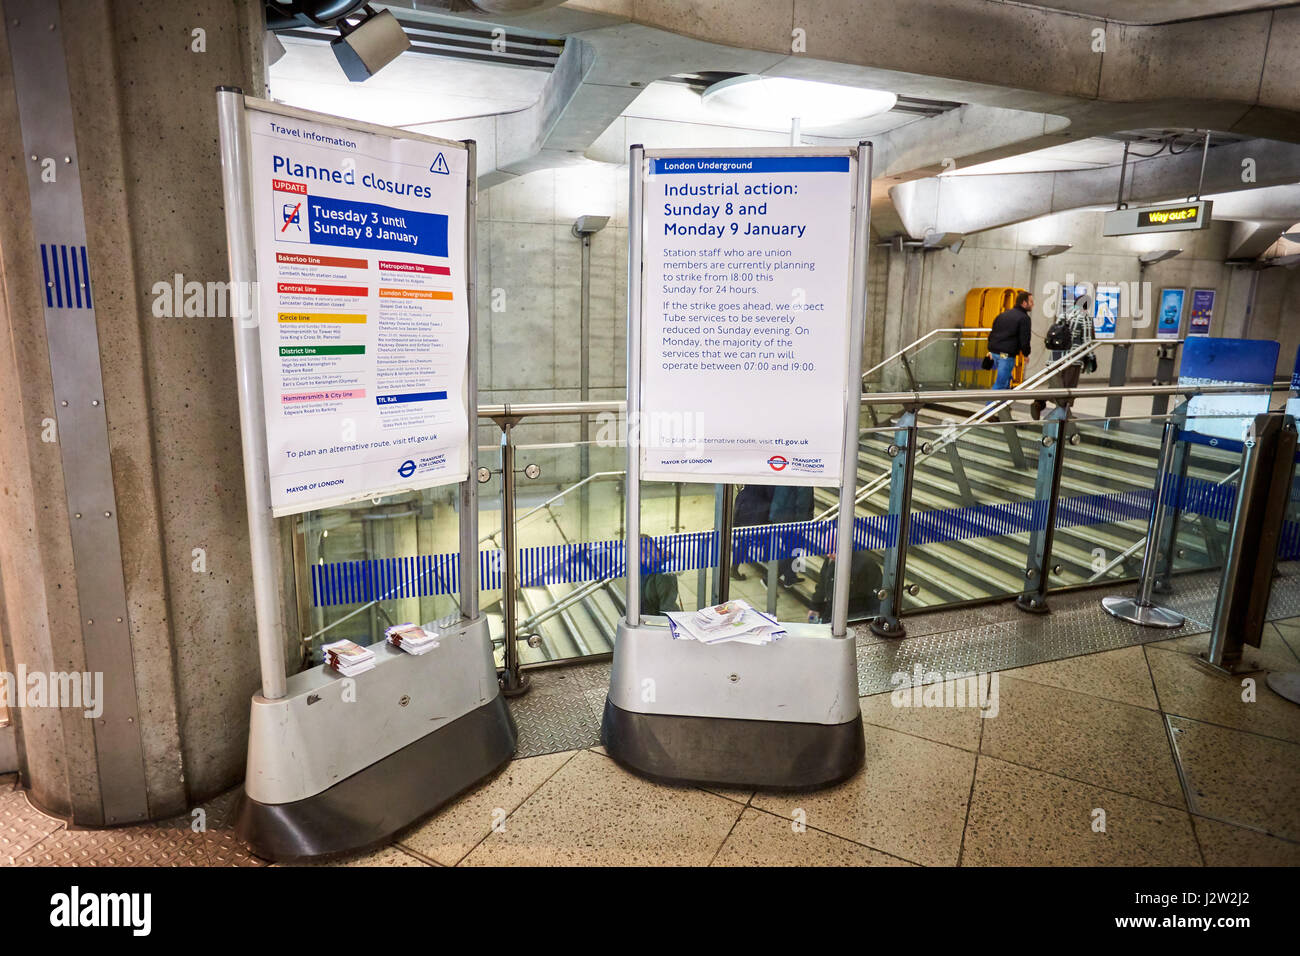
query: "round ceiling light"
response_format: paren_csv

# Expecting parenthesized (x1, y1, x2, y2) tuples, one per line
(701, 75, 897, 130)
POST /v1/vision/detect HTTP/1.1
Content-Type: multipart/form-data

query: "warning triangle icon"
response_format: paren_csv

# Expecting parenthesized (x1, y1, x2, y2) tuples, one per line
(429, 153, 450, 174)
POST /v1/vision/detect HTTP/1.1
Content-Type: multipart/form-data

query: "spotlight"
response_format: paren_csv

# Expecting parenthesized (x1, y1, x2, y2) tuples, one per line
(1029, 244, 1071, 259)
(331, 5, 410, 82)
(571, 216, 609, 238)
(1138, 249, 1182, 266)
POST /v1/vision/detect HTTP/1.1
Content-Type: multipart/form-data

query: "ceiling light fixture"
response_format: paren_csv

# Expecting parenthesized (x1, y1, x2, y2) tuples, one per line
(701, 75, 897, 130)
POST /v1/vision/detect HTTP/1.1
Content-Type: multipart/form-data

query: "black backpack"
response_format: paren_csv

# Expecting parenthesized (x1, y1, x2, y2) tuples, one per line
(1044, 319, 1072, 351)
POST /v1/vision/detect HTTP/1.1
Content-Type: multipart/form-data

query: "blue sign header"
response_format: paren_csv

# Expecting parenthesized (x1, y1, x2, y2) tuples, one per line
(651, 156, 850, 175)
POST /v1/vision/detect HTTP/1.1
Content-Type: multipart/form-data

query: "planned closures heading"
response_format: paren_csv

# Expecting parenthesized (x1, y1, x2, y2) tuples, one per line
(640, 153, 857, 486)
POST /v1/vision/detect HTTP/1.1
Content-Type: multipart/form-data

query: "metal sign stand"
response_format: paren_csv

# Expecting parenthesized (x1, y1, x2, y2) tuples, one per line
(216, 90, 514, 861)
(601, 144, 872, 789)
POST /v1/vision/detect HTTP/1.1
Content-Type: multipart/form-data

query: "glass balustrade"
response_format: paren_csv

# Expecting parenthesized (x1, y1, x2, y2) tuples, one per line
(287, 381, 1290, 679)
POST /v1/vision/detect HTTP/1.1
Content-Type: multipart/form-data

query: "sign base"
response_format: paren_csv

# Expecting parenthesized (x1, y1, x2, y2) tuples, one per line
(601, 620, 863, 789)
(236, 616, 515, 860)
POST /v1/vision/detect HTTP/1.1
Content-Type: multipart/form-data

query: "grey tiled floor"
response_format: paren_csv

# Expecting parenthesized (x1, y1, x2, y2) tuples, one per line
(2, 572, 1298, 866)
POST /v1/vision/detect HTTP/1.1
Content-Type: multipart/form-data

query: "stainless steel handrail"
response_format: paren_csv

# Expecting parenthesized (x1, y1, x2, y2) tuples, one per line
(472, 379, 1279, 421)
(860, 327, 985, 382)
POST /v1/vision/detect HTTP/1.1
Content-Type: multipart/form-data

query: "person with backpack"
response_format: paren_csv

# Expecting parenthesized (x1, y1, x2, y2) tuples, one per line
(809, 550, 882, 624)
(1031, 301, 1095, 420)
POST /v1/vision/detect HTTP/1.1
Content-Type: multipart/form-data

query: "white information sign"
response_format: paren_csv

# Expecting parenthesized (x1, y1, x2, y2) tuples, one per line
(639, 153, 855, 486)
(246, 108, 470, 516)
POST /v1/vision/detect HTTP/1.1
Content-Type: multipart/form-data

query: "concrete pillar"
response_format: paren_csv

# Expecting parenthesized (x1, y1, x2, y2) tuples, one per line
(0, 0, 267, 824)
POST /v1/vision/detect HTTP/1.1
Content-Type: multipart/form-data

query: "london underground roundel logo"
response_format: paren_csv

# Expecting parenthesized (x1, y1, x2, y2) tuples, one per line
(767, 455, 788, 472)
(398, 459, 417, 478)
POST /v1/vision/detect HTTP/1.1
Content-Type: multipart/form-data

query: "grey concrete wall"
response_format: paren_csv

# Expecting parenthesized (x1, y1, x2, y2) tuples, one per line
(893, 208, 1242, 389)
(1244, 267, 1300, 378)
(475, 163, 628, 491)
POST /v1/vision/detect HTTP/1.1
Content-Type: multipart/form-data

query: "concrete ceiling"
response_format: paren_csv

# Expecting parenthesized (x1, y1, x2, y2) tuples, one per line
(268, 35, 549, 128)
(619, 79, 940, 139)
(1016, 1, 1298, 23)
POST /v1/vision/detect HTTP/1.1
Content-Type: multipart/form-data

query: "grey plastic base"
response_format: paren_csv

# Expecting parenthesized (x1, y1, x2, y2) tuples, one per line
(1101, 594, 1185, 629)
(602, 619, 863, 789)
(602, 697, 864, 790)
(235, 693, 515, 862)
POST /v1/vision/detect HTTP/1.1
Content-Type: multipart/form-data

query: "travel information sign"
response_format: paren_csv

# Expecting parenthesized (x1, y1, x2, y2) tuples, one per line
(638, 152, 857, 485)
(245, 107, 470, 515)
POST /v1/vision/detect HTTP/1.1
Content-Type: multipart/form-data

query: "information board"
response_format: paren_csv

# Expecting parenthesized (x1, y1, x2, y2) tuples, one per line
(638, 152, 856, 486)
(245, 107, 470, 515)
(1156, 287, 1185, 339)
(1180, 336, 1278, 448)
(1188, 288, 1216, 336)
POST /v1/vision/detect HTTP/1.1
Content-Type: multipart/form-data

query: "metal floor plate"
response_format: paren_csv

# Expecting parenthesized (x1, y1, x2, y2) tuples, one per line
(506, 666, 606, 758)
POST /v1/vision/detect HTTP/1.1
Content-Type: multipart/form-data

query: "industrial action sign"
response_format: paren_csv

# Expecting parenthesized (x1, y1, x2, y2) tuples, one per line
(245, 108, 470, 515)
(638, 152, 857, 486)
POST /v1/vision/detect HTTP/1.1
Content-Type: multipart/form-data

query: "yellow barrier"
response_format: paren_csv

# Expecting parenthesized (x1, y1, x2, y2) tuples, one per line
(961, 286, 1027, 388)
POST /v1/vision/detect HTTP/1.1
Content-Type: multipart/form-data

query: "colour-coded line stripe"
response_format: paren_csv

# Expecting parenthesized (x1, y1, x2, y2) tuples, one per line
(276, 252, 367, 269)
(277, 312, 367, 324)
(376, 390, 447, 405)
(280, 345, 366, 356)
(378, 260, 450, 276)
(277, 283, 368, 296)
(378, 288, 453, 300)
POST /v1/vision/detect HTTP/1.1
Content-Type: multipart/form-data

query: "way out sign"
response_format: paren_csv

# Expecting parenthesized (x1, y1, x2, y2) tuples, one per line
(636, 150, 862, 486)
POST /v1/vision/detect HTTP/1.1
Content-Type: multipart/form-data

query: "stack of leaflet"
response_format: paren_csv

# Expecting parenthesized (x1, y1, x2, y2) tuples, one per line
(384, 622, 439, 656)
(665, 599, 786, 646)
(322, 638, 376, 676)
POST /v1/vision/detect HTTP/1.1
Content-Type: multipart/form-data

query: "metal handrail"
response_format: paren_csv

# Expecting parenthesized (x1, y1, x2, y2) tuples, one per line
(860, 327, 985, 382)
(812, 337, 1192, 522)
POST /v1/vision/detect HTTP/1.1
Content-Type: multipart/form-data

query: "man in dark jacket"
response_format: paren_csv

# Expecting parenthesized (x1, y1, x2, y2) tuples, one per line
(986, 291, 1033, 390)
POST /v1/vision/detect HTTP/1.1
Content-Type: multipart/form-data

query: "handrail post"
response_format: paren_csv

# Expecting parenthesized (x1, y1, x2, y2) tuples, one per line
(1152, 400, 1191, 592)
(1017, 405, 1070, 614)
(497, 416, 530, 696)
(1101, 419, 1186, 628)
(871, 408, 918, 638)
(1150, 342, 1179, 416)
(1105, 343, 1130, 420)
(716, 484, 735, 603)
